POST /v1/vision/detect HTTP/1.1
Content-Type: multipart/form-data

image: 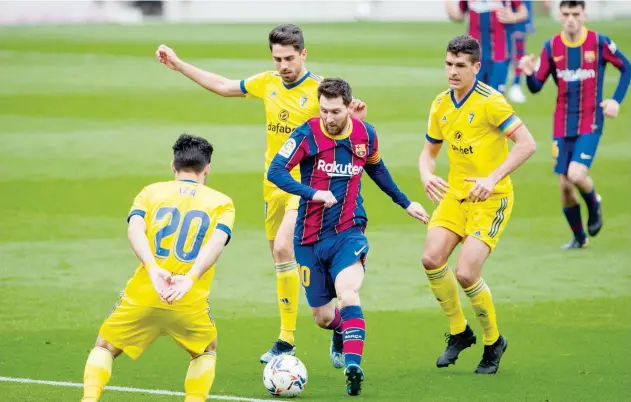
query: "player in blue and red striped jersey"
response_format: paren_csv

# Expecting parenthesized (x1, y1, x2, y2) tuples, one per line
(505, 0, 539, 103)
(520, 0, 630, 249)
(446, 0, 528, 93)
(268, 78, 428, 396)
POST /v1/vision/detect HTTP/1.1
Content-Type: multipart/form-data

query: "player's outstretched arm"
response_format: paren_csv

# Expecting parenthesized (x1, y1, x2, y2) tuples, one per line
(156, 44, 244, 97)
(163, 229, 230, 303)
(419, 139, 449, 203)
(522, 45, 552, 94)
(467, 125, 536, 202)
(365, 158, 429, 223)
(127, 215, 171, 300)
(445, 0, 465, 21)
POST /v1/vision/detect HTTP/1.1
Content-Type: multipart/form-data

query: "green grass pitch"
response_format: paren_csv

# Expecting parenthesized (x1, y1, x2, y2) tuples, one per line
(0, 18, 630, 402)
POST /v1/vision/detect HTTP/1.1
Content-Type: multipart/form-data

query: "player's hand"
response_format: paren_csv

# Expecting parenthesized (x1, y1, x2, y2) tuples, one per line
(406, 202, 430, 224)
(465, 177, 497, 203)
(421, 174, 449, 204)
(349, 98, 367, 120)
(147, 265, 172, 301)
(600, 99, 620, 118)
(161, 275, 194, 304)
(519, 54, 536, 76)
(156, 44, 181, 71)
(496, 5, 517, 24)
(312, 190, 337, 208)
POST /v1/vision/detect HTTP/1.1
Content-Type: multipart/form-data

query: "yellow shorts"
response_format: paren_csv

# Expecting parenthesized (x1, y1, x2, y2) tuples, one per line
(263, 181, 300, 241)
(99, 295, 217, 360)
(428, 192, 514, 251)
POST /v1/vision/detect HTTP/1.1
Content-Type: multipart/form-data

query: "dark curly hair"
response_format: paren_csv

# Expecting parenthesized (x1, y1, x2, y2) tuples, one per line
(172, 134, 213, 173)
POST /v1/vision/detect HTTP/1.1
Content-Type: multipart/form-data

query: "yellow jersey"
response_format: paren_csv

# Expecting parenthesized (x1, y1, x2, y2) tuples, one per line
(124, 179, 235, 310)
(240, 70, 321, 183)
(426, 80, 524, 200)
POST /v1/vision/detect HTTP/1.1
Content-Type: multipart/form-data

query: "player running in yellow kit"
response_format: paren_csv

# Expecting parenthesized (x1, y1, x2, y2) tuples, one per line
(82, 134, 234, 401)
(156, 24, 366, 363)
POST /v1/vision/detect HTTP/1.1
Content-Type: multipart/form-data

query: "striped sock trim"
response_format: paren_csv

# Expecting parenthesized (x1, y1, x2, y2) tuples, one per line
(464, 279, 486, 298)
(425, 264, 449, 280)
(275, 261, 297, 273)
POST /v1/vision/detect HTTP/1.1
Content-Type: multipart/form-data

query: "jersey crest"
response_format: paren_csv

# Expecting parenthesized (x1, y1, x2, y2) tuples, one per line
(354, 144, 367, 158)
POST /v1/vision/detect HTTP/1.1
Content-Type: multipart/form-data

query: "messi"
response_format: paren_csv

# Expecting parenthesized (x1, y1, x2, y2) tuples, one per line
(268, 122, 296, 134)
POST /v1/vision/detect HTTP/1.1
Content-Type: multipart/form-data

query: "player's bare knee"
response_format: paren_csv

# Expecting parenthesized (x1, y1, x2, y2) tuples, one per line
(272, 238, 294, 264)
(312, 307, 335, 328)
(455, 268, 478, 289)
(421, 251, 446, 271)
(567, 168, 586, 185)
(338, 288, 360, 308)
(95, 336, 122, 358)
(204, 338, 218, 353)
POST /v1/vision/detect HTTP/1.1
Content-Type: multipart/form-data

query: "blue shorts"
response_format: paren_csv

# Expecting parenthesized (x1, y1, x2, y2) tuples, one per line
(294, 227, 368, 308)
(477, 60, 510, 93)
(553, 133, 601, 175)
(508, 1, 534, 34)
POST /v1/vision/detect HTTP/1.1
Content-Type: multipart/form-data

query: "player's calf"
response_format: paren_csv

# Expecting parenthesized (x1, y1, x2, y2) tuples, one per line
(82, 337, 121, 402)
(185, 339, 218, 402)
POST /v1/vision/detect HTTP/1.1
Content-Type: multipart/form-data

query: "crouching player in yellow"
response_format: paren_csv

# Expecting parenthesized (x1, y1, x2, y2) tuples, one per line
(81, 134, 235, 401)
(419, 35, 537, 374)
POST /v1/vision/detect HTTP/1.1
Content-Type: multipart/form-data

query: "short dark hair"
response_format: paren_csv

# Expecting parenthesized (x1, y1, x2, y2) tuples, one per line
(559, 0, 585, 9)
(317, 78, 353, 106)
(446, 35, 480, 63)
(172, 134, 213, 173)
(268, 24, 305, 52)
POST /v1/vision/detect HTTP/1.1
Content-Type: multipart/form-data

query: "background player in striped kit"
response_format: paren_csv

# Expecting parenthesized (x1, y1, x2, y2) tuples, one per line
(445, 0, 528, 93)
(520, 0, 630, 249)
(268, 78, 428, 396)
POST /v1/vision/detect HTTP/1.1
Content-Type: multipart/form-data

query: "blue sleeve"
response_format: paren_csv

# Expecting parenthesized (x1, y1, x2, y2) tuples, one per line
(526, 74, 544, 93)
(266, 126, 318, 200)
(364, 159, 411, 209)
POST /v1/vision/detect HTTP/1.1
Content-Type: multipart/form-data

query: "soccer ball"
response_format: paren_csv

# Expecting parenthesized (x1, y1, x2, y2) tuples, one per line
(263, 355, 308, 397)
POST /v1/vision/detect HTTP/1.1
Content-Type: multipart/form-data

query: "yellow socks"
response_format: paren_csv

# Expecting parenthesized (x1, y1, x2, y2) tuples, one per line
(425, 264, 467, 335)
(82, 347, 113, 402)
(464, 278, 499, 345)
(184, 352, 217, 402)
(276, 261, 300, 345)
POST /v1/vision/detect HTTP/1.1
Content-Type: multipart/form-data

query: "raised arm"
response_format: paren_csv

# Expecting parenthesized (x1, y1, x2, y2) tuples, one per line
(156, 44, 245, 97)
(445, 0, 466, 22)
(522, 41, 553, 94)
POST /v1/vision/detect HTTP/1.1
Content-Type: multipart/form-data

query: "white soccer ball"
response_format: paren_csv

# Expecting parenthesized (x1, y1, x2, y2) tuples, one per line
(263, 355, 308, 397)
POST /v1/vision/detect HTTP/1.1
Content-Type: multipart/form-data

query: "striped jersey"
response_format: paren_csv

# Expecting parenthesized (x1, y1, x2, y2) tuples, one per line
(268, 117, 410, 245)
(527, 28, 631, 138)
(459, 0, 523, 62)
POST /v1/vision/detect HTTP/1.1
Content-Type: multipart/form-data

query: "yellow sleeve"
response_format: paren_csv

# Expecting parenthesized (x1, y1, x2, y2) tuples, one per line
(425, 97, 443, 143)
(486, 94, 524, 138)
(239, 71, 268, 99)
(127, 186, 150, 222)
(214, 199, 235, 245)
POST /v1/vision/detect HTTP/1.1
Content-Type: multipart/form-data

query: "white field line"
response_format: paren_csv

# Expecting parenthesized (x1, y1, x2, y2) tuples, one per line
(0, 376, 270, 402)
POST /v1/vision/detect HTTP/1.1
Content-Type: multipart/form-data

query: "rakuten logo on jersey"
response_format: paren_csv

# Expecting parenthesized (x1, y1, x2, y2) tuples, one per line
(556, 68, 595, 82)
(317, 160, 363, 177)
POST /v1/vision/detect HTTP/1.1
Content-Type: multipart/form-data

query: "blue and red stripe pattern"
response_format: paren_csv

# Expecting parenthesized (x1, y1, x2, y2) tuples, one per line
(459, 0, 522, 62)
(267, 117, 411, 246)
(526, 29, 630, 138)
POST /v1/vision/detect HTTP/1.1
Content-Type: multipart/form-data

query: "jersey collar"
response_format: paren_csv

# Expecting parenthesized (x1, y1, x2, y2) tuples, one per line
(320, 118, 353, 140)
(283, 71, 311, 90)
(561, 27, 588, 47)
(450, 79, 478, 109)
(178, 179, 199, 184)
